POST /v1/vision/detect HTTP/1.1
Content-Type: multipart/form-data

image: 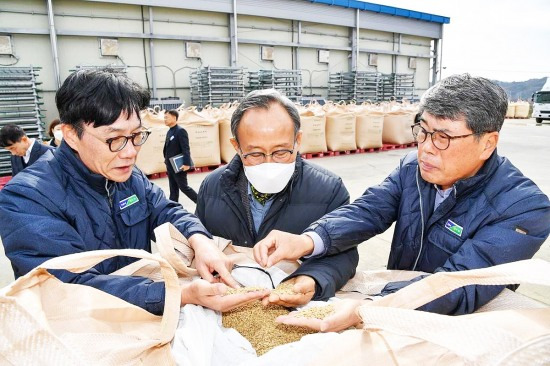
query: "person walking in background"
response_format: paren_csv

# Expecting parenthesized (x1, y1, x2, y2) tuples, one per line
(163, 109, 198, 203)
(48, 118, 63, 147)
(0, 124, 53, 176)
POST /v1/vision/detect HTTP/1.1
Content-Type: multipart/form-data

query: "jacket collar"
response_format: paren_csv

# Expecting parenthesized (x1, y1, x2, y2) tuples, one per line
(428, 149, 501, 198)
(56, 140, 111, 195)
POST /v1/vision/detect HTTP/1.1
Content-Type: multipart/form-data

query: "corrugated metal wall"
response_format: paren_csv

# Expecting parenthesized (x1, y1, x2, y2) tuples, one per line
(0, 0, 442, 123)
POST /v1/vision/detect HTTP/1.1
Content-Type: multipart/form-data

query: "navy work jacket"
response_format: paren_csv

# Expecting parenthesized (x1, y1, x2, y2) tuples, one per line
(307, 151, 550, 314)
(0, 141, 211, 314)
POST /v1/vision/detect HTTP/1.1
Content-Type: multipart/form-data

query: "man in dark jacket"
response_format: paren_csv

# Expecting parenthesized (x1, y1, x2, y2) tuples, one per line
(163, 109, 198, 203)
(196, 89, 359, 306)
(0, 69, 267, 316)
(254, 74, 550, 326)
(0, 124, 53, 176)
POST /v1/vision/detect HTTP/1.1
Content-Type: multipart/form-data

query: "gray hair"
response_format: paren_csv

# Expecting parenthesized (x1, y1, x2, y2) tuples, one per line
(418, 74, 508, 134)
(231, 89, 301, 141)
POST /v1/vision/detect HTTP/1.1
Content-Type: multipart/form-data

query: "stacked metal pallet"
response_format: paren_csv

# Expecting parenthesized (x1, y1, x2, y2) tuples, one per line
(190, 67, 245, 108)
(328, 71, 380, 102)
(247, 72, 261, 94)
(393, 73, 415, 102)
(149, 97, 183, 111)
(378, 73, 416, 102)
(377, 73, 395, 102)
(0, 66, 45, 176)
(328, 72, 355, 102)
(72, 64, 127, 73)
(248, 70, 302, 102)
(355, 72, 380, 102)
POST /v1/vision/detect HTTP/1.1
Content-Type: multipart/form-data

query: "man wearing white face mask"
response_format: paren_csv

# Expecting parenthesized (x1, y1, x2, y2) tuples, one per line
(196, 89, 359, 307)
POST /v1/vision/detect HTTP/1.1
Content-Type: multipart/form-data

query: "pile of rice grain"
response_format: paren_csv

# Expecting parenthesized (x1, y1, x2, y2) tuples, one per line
(222, 285, 334, 355)
(222, 301, 314, 355)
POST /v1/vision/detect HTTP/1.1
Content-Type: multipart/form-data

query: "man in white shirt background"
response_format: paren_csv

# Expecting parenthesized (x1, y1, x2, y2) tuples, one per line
(0, 124, 53, 176)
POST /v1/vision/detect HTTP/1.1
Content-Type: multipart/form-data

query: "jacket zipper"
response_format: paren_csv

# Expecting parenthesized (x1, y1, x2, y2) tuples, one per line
(105, 179, 113, 209)
(413, 166, 425, 271)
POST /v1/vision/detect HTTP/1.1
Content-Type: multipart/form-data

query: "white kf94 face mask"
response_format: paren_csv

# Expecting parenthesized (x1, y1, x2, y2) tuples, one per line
(243, 162, 296, 194)
(53, 130, 63, 141)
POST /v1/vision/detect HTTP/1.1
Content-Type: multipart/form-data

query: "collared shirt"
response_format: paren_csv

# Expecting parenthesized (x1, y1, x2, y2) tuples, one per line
(247, 183, 274, 234)
(433, 184, 453, 212)
(23, 138, 36, 164)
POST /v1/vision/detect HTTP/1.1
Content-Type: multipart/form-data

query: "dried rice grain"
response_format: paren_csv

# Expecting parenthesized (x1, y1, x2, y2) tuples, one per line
(295, 304, 335, 320)
(224, 286, 266, 295)
(271, 281, 296, 296)
(222, 301, 315, 355)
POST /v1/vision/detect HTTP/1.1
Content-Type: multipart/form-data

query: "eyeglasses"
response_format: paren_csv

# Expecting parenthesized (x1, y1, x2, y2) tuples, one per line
(82, 127, 151, 152)
(239, 141, 296, 165)
(411, 124, 484, 151)
(105, 130, 151, 152)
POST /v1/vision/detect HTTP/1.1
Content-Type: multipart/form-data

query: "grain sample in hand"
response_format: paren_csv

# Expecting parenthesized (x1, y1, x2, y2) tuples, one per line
(294, 304, 335, 319)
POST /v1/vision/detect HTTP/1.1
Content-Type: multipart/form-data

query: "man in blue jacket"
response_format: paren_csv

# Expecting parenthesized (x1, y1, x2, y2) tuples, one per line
(0, 124, 53, 176)
(0, 69, 267, 315)
(254, 74, 550, 325)
(196, 89, 358, 306)
(163, 109, 197, 203)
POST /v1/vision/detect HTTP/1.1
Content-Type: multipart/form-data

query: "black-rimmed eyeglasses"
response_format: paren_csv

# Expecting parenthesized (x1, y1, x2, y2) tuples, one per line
(411, 124, 484, 151)
(239, 140, 297, 165)
(104, 130, 151, 152)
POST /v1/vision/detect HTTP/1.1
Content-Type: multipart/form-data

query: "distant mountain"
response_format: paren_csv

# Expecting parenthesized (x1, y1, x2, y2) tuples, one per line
(492, 77, 548, 101)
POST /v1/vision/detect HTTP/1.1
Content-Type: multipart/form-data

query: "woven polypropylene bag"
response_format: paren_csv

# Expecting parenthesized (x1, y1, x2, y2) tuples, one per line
(0, 249, 181, 366)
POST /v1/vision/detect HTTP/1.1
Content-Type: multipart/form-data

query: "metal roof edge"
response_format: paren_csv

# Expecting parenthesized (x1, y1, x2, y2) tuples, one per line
(308, 0, 450, 24)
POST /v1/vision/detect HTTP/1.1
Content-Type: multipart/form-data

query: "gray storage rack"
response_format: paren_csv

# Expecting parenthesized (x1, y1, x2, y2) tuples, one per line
(190, 66, 246, 108)
(0, 66, 45, 176)
(328, 71, 380, 103)
(247, 69, 302, 102)
(329, 71, 415, 103)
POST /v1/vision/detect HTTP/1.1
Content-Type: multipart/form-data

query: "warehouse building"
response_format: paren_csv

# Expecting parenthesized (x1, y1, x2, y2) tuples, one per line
(0, 0, 449, 120)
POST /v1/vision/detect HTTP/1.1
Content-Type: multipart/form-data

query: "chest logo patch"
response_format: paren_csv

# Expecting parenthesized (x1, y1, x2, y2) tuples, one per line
(445, 219, 463, 237)
(119, 194, 139, 210)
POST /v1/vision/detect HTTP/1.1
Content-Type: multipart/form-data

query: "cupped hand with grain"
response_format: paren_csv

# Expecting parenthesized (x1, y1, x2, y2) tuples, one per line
(180, 279, 270, 312)
(262, 276, 315, 307)
(276, 299, 365, 332)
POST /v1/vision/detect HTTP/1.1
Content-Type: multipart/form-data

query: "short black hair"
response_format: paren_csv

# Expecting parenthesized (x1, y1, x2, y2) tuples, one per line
(166, 109, 179, 120)
(0, 124, 26, 147)
(55, 68, 150, 138)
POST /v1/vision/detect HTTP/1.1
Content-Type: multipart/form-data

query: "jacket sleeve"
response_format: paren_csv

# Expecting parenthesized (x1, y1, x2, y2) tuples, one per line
(142, 172, 211, 240)
(381, 198, 550, 315)
(177, 128, 193, 167)
(195, 177, 208, 223)
(286, 177, 360, 300)
(0, 185, 167, 315)
(305, 162, 404, 256)
(10, 155, 21, 176)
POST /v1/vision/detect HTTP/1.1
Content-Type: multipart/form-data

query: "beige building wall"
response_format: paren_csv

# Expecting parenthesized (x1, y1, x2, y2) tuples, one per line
(0, 0, 437, 125)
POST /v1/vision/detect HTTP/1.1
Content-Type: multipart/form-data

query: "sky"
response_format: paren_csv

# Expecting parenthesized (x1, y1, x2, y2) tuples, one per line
(366, 0, 550, 82)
